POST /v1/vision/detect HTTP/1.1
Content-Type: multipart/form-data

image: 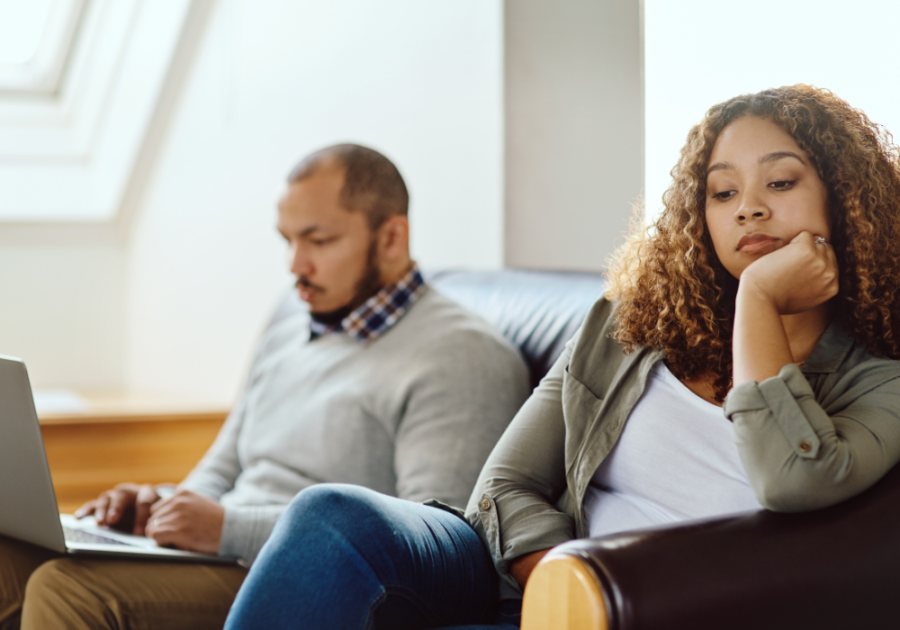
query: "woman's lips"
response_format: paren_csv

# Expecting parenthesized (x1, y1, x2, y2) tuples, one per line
(737, 234, 781, 255)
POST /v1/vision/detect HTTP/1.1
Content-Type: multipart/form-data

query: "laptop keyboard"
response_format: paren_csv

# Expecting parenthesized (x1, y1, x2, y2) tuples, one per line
(63, 526, 130, 546)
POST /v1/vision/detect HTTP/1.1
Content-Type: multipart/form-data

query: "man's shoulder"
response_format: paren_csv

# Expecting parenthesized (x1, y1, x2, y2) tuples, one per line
(398, 287, 515, 349)
(382, 288, 530, 401)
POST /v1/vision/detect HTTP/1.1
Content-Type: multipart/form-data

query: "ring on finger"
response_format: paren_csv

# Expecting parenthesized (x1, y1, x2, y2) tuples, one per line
(815, 236, 827, 245)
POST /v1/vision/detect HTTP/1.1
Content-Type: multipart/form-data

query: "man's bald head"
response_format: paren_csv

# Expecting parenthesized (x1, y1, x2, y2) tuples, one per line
(287, 144, 409, 230)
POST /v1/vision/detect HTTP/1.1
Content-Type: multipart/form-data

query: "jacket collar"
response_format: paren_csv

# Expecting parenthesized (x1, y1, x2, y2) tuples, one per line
(800, 317, 855, 374)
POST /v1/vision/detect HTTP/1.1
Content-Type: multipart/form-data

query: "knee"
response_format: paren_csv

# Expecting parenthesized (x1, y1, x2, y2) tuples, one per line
(285, 484, 384, 524)
(254, 485, 391, 573)
(23, 559, 104, 627)
(277, 484, 394, 542)
(24, 559, 70, 603)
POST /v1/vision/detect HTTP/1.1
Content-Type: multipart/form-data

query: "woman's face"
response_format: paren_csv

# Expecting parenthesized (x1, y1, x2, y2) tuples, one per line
(704, 115, 831, 279)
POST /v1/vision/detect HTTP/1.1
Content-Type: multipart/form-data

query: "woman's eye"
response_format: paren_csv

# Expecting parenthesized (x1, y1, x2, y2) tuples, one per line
(769, 180, 796, 191)
(712, 190, 735, 201)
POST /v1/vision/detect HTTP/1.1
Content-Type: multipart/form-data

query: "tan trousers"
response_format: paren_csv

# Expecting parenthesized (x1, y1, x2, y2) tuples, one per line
(0, 535, 248, 630)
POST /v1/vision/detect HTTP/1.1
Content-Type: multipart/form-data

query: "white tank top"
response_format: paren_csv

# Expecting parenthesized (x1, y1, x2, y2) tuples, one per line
(584, 361, 761, 539)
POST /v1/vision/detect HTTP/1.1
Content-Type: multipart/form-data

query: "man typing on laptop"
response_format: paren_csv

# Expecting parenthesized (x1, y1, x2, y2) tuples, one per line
(0, 144, 529, 630)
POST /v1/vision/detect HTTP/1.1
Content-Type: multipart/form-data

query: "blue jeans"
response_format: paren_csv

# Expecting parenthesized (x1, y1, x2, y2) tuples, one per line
(224, 484, 520, 630)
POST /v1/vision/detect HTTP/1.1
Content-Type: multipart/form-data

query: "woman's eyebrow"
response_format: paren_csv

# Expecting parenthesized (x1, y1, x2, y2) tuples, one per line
(707, 161, 734, 175)
(760, 151, 806, 165)
(707, 151, 806, 177)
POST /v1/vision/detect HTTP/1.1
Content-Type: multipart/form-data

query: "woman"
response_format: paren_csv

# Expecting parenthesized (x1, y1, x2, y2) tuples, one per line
(224, 85, 900, 629)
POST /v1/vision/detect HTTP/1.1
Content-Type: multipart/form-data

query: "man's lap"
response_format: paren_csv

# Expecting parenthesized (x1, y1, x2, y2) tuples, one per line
(0, 534, 246, 630)
(0, 535, 56, 630)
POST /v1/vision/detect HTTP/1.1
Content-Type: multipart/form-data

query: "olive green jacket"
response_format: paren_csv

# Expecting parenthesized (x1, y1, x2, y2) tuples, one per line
(464, 297, 900, 598)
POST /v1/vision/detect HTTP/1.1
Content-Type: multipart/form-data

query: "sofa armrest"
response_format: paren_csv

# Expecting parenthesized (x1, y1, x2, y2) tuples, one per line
(521, 463, 900, 630)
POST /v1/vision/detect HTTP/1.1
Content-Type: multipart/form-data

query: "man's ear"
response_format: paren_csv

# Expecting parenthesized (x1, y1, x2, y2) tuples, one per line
(377, 215, 409, 261)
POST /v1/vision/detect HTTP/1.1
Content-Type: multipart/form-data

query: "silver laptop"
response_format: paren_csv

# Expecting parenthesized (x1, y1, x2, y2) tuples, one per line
(0, 355, 233, 563)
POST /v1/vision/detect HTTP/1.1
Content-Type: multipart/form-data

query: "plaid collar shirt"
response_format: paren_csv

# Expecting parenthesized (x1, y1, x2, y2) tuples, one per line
(308, 264, 427, 345)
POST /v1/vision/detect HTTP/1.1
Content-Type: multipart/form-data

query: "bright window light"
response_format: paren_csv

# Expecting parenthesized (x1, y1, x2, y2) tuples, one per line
(0, 0, 53, 64)
(644, 0, 900, 222)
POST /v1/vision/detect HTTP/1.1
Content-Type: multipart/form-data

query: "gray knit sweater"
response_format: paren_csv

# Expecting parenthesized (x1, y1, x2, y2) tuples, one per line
(180, 287, 530, 564)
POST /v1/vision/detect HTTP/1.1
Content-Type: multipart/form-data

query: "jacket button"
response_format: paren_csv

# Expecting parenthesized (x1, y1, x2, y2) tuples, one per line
(798, 441, 812, 453)
(480, 499, 491, 511)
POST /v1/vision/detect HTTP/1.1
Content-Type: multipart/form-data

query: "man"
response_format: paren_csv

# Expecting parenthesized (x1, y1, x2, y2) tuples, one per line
(0, 144, 530, 629)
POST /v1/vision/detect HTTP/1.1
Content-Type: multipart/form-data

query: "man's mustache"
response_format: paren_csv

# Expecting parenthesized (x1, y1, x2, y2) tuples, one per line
(295, 276, 325, 293)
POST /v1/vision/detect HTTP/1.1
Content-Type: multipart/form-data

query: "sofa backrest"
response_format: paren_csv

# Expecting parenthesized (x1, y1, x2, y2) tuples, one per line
(429, 269, 606, 388)
(266, 268, 607, 389)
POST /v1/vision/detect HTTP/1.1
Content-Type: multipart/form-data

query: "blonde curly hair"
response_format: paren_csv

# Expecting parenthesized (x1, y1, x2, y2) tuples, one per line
(606, 84, 900, 401)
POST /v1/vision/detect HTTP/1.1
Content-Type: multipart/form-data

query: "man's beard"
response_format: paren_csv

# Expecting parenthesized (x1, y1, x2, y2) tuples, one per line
(306, 237, 382, 325)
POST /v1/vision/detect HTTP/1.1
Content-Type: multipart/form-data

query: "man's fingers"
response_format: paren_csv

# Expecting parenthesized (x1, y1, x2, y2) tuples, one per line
(146, 515, 179, 548)
(74, 500, 96, 519)
(148, 530, 176, 548)
(94, 494, 111, 526)
(106, 489, 134, 525)
(133, 484, 159, 536)
(145, 496, 187, 549)
(148, 493, 174, 516)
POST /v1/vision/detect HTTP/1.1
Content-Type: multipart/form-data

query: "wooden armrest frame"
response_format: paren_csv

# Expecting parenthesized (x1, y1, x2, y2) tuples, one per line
(522, 550, 610, 630)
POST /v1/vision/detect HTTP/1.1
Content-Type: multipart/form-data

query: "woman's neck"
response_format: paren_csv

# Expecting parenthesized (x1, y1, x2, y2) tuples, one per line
(677, 300, 835, 408)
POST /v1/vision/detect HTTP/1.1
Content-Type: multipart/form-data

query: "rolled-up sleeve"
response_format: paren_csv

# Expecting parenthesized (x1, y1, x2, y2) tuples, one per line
(727, 362, 900, 512)
(465, 337, 578, 586)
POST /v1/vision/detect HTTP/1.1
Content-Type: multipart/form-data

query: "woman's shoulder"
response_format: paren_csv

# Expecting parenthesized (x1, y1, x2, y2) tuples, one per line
(819, 321, 900, 371)
(567, 296, 661, 395)
(803, 321, 900, 405)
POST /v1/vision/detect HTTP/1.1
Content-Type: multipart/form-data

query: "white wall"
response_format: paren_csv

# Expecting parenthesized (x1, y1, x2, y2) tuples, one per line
(123, 0, 504, 402)
(4, 0, 648, 400)
(504, 0, 644, 272)
(9, 0, 899, 400)
(645, 0, 900, 221)
(0, 237, 125, 390)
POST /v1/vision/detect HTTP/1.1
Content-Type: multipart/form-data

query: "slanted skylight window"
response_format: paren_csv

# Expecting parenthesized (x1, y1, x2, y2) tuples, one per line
(0, 0, 193, 222)
(0, 0, 53, 64)
(0, 0, 83, 94)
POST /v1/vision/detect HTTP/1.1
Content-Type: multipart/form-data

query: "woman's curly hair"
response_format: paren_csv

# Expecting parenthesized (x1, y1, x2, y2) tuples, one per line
(606, 84, 900, 401)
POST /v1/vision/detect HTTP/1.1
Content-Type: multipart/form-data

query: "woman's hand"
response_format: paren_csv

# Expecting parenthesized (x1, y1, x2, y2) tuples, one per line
(739, 231, 838, 315)
(510, 549, 551, 589)
(732, 231, 837, 387)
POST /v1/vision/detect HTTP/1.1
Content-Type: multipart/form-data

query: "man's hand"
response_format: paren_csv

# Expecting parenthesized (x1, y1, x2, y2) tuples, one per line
(75, 483, 160, 536)
(740, 230, 839, 316)
(144, 489, 225, 554)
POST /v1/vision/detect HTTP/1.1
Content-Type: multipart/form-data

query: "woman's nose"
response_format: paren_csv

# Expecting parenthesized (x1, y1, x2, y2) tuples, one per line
(733, 193, 771, 224)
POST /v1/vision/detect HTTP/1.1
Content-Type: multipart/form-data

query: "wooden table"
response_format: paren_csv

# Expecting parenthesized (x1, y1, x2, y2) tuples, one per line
(38, 393, 229, 514)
